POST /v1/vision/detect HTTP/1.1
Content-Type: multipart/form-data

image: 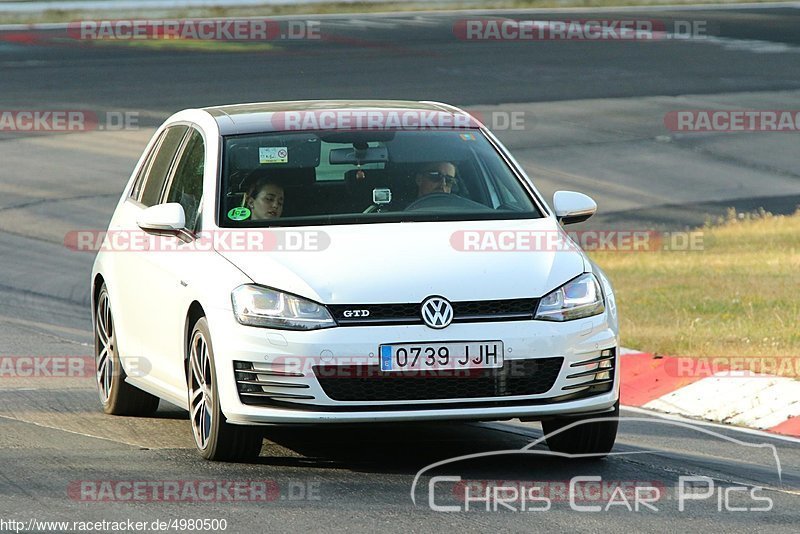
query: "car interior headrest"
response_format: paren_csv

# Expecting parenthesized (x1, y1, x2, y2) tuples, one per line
(240, 167, 317, 194)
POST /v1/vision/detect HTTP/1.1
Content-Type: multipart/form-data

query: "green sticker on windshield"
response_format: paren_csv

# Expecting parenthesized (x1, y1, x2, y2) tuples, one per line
(227, 207, 251, 221)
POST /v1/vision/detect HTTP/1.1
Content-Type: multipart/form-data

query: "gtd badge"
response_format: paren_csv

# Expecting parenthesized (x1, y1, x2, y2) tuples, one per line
(342, 309, 370, 318)
(421, 297, 454, 329)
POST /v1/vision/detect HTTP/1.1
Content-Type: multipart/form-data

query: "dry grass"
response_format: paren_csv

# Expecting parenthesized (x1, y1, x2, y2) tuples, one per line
(0, 0, 789, 25)
(590, 208, 800, 361)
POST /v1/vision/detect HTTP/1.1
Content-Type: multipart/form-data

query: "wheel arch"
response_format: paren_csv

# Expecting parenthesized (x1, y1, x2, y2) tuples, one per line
(184, 301, 207, 380)
(92, 273, 105, 319)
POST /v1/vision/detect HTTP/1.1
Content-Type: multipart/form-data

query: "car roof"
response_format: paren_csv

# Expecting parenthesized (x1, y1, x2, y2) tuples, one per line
(202, 100, 478, 135)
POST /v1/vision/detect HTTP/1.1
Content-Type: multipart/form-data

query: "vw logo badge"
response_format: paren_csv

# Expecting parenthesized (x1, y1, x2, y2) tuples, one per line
(421, 296, 454, 329)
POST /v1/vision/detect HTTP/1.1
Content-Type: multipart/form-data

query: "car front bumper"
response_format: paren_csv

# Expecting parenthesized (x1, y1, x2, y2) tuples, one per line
(205, 306, 620, 425)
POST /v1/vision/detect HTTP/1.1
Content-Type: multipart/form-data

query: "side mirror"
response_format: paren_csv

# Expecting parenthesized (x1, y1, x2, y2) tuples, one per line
(137, 203, 187, 234)
(553, 191, 597, 225)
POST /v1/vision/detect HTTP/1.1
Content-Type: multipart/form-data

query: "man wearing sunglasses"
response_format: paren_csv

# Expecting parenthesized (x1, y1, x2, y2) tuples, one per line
(415, 162, 458, 198)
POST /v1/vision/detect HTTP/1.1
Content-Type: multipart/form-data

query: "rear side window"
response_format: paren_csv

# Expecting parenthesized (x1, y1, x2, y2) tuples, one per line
(139, 126, 188, 207)
(165, 129, 205, 230)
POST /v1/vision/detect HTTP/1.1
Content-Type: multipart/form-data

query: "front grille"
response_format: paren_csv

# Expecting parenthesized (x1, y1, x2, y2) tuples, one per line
(328, 298, 539, 326)
(314, 357, 563, 402)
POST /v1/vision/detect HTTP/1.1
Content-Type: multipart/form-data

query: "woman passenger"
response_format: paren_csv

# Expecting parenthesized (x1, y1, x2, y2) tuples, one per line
(243, 177, 284, 220)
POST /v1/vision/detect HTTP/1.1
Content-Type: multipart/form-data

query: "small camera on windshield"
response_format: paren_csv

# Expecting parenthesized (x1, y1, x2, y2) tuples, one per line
(373, 188, 392, 204)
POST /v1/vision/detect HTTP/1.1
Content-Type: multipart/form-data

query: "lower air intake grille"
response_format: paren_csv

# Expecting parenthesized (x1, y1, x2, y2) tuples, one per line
(313, 357, 563, 402)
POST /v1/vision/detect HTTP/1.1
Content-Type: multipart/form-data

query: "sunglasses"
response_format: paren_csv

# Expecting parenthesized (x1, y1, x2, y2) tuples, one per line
(423, 171, 458, 186)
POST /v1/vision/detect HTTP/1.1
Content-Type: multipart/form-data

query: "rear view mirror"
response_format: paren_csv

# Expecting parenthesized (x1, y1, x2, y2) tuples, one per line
(329, 146, 389, 165)
(553, 191, 597, 225)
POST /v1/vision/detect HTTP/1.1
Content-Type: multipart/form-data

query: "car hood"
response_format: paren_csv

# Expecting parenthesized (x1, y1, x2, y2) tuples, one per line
(216, 218, 586, 304)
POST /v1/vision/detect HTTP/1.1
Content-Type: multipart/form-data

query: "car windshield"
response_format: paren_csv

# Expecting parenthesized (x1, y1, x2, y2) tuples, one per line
(218, 128, 543, 227)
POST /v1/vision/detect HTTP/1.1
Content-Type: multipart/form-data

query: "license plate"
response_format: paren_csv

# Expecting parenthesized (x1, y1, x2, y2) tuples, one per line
(379, 341, 504, 372)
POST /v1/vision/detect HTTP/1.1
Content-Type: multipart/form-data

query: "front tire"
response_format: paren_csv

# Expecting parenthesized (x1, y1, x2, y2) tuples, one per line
(542, 401, 619, 457)
(95, 283, 160, 416)
(188, 317, 263, 461)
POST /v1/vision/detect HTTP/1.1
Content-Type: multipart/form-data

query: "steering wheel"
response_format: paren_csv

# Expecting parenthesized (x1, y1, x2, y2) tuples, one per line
(403, 193, 456, 211)
(404, 193, 493, 213)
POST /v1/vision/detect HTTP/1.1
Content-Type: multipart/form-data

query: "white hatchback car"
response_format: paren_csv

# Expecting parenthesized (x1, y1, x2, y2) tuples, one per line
(92, 100, 620, 461)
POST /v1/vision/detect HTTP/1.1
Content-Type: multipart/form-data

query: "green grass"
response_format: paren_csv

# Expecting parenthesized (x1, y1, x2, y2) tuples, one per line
(89, 38, 277, 52)
(590, 209, 800, 363)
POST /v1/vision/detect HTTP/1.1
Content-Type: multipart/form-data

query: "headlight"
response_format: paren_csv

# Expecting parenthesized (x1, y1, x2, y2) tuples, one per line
(534, 273, 605, 322)
(231, 285, 336, 330)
